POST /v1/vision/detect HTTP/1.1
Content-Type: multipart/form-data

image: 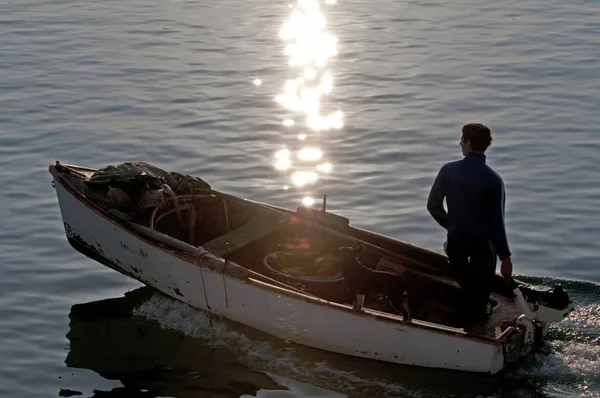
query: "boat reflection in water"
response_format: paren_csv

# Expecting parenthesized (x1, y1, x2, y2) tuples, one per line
(65, 287, 285, 398)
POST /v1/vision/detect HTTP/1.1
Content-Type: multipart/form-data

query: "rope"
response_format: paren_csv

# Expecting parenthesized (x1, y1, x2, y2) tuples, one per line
(222, 197, 229, 232)
(193, 247, 213, 327)
(222, 248, 230, 308)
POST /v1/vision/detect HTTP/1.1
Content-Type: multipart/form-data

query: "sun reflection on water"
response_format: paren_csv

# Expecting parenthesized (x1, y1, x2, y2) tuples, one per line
(274, 0, 342, 205)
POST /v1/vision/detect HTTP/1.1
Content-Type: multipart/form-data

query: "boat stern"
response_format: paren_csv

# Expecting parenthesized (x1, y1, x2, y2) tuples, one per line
(490, 282, 576, 372)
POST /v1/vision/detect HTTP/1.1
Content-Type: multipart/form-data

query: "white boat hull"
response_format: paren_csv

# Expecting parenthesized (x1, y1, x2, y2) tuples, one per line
(51, 167, 535, 374)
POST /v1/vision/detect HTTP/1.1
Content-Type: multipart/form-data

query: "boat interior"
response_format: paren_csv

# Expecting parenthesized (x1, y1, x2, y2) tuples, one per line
(54, 162, 526, 336)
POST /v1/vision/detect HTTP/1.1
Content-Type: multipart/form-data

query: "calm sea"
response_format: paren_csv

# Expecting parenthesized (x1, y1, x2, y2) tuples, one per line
(1, 0, 598, 396)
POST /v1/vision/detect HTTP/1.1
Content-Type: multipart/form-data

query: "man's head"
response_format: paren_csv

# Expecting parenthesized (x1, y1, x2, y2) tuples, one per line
(460, 123, 493, 155)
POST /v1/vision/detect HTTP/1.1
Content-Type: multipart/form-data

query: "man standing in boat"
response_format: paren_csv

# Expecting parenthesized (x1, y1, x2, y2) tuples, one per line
(427, 123, 513, 325)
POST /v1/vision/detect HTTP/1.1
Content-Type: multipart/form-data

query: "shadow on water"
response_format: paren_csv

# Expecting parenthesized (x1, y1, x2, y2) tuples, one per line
(65, 288, 286, 398)
(64, 277, 600, 398)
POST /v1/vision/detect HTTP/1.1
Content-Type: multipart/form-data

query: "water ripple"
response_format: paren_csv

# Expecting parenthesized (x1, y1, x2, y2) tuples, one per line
(1, 0, 599, 396)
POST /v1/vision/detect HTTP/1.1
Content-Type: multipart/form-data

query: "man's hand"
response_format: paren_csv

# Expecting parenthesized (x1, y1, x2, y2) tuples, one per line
(501, 257, 513, 285)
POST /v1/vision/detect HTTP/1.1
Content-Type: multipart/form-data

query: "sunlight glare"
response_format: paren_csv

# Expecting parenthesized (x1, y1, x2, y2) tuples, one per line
(292, 171, 318, 187)
(275, 148, 291, 159)
(275, 159, 291, 171)
(274, 0, 341, 197)
(302, 196, 315, 206)
(298, 147, 323, 161)
(275, 149, 292, 171)
(316, 162, 332, 173)
(276, 0, 343, 132)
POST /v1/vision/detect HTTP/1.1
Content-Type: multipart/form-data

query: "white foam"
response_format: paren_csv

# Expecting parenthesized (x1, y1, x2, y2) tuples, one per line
(511, 303, 600, 384)
(537, 341, 600, 378)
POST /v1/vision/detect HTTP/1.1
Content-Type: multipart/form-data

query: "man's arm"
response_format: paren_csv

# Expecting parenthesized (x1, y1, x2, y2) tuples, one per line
(427, 165, 449, 229)
(490, 176, 511, 261)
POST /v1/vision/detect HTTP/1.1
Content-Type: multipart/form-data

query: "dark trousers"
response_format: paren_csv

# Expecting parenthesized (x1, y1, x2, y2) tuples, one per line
(445, 238, 496, 323)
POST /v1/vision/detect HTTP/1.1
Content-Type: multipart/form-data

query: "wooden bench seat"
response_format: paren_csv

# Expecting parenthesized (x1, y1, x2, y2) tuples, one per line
(200, 216, 281, 258)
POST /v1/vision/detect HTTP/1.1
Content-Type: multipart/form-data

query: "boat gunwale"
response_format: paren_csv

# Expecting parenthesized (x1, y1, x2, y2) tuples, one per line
(49, 162, 517, 345)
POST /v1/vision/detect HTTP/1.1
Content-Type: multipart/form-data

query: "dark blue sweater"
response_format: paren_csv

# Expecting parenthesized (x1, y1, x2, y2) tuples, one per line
(427, 153, 511, 260)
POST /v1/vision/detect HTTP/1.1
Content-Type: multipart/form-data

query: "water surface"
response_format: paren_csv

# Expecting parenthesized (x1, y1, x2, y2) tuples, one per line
(1, 0, 599, 396)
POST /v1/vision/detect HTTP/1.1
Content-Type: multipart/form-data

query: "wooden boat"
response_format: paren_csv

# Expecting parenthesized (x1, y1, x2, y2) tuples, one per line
(49, 161, 575, 374)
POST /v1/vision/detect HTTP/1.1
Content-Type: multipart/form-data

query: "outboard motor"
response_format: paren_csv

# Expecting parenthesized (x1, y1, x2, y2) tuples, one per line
(512, 283, 575, 344)
(520, 284, 572, 320)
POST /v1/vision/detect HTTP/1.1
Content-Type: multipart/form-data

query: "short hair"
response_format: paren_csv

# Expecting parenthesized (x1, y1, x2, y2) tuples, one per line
(462, 123, 492, 152)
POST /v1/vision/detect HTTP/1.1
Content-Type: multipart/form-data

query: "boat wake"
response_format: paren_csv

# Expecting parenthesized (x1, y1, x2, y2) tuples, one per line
(134, 276, 600, 398)
(505, 278, 600, 397)
(523, 339, 600, 379)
